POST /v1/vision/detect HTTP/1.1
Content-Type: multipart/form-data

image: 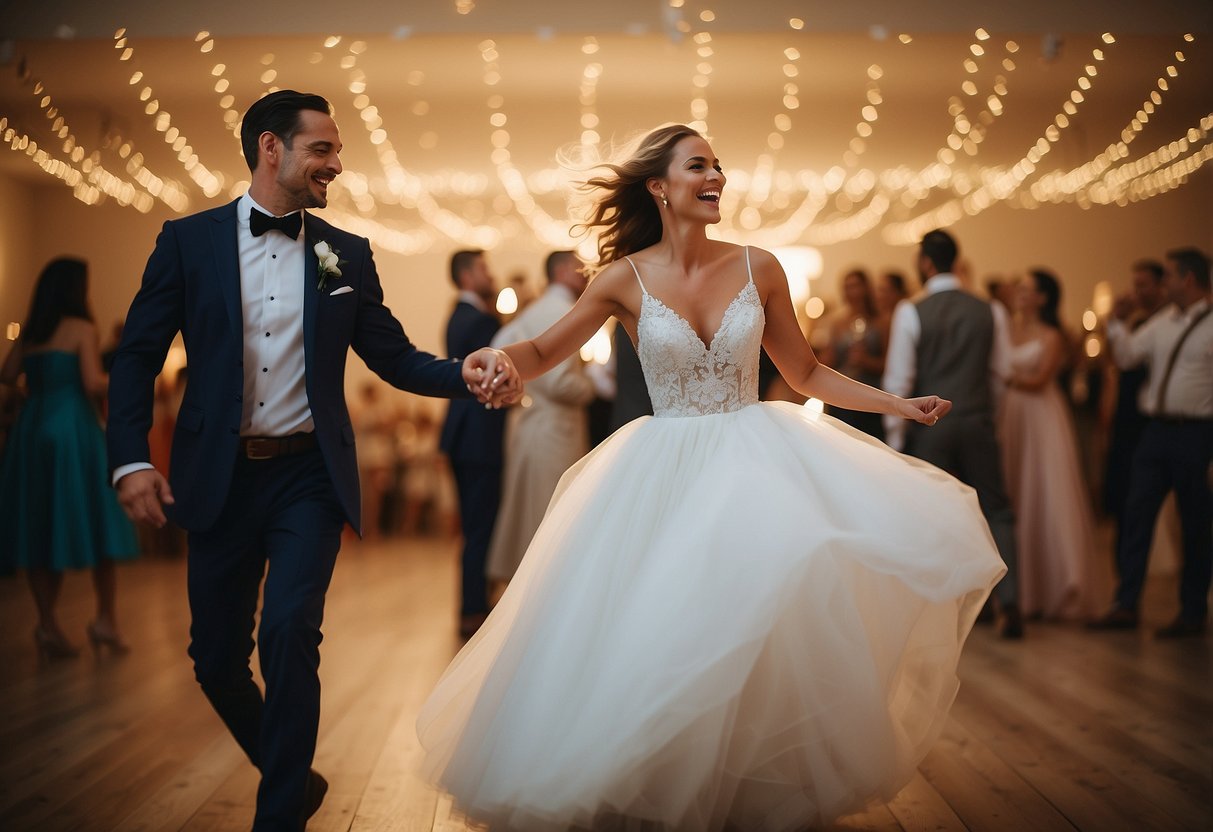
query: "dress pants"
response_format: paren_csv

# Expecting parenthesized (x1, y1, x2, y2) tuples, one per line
(906, 413, 1020, 606)
(450, 461, 500, 617)
(1113, 420, 1213, 622)
(186, 447, 344, 831)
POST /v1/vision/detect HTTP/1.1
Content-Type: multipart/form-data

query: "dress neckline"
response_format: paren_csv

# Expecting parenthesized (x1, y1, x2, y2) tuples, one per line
(627, 247, 756, 353)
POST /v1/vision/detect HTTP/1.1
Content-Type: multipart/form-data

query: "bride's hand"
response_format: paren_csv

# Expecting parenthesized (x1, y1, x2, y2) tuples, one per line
(896, 395, 951, 426)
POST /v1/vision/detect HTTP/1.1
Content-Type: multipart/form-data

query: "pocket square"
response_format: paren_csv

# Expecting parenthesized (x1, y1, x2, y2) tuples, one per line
(328, 286, 353, 296)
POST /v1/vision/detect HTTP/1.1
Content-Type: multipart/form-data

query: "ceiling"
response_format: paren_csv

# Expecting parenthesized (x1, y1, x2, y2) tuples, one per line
(1, 1, 1211, 253)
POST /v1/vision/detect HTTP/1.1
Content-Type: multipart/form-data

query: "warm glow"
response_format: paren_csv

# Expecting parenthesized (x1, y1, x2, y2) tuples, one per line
(1082, 309, 1098, 331)
(495, 287, 519, 315)
(770, 246, 823, 304)
(6, 322, 19, 341)
(1085, 337, 1101, 358)
(580, 326, 613, 365)
(1092, 282, 1114, 317)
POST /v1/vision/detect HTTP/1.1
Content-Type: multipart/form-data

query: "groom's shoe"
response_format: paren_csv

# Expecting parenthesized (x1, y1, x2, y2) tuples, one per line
(305, 770, 328, 820)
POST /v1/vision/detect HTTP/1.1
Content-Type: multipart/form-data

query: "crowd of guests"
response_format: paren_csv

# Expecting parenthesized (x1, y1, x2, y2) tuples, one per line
(1, 242, 1208, 654)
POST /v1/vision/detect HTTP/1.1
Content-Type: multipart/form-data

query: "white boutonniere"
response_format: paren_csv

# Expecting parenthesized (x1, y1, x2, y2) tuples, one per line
(314, 240, 345, 291)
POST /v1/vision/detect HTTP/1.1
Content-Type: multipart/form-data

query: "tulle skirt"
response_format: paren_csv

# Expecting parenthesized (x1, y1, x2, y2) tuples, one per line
(418, 402, 1005, 831)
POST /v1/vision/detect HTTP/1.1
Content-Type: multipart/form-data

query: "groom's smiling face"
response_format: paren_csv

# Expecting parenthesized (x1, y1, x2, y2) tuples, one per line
(274, 109, 343, 211)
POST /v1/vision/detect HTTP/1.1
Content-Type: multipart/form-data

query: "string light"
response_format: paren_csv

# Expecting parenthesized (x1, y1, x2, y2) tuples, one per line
(3, 28, 1207, 255)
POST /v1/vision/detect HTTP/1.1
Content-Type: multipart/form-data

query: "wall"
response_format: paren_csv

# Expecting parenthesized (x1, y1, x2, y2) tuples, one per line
(0, 175, 37, 335)
(2, 167, 1210, 375)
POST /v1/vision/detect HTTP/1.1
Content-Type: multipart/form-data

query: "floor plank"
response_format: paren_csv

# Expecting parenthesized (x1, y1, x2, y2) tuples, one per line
(1, 532, 1209, 831)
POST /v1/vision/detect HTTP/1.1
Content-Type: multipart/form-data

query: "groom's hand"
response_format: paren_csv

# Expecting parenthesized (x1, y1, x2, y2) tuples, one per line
(463, 348, 522, 409)
(116, 469, 175, 528)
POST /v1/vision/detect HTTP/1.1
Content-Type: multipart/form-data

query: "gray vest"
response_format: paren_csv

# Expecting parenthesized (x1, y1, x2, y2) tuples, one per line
(912, 290, 995, 417)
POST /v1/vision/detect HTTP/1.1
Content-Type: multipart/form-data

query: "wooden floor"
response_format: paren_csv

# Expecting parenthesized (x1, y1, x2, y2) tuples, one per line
(1, 533, 1210, 832)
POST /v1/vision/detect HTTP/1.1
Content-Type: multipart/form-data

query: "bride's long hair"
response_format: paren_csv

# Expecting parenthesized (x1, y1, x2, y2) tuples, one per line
(574, 124, 702, 269)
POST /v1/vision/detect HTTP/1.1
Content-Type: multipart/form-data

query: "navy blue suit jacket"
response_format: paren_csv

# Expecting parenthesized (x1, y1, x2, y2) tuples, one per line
(439, 301, 505, 465)
(107, 200, 467, 534)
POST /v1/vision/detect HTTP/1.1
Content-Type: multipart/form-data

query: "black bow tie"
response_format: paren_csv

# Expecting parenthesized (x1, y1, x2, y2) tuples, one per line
(250, 208, 302, 240)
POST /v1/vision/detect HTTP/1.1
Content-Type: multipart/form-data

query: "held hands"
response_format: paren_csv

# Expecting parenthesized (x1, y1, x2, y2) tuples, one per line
(463, 348, 523, 409)
(116, 468, 175, 528)
(896, 395, 952, 427)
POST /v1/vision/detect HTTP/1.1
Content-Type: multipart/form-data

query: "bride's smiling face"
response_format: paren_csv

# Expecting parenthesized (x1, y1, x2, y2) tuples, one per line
(650, 135, 725, 223)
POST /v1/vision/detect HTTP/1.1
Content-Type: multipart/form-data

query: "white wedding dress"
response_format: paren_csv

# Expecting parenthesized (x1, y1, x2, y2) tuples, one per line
(417, 249, 1006, 831)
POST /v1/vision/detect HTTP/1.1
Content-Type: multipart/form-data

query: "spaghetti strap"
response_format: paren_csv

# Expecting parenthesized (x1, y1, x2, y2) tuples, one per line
(744, 245, 753, 285)
(623, 256, 648, 295)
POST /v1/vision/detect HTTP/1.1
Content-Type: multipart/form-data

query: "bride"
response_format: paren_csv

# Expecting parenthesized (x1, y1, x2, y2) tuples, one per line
(418, 124, 1006, 831)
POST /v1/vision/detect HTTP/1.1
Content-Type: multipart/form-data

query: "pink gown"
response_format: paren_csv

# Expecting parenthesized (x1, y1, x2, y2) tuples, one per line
(1000, 337, 1098, 618)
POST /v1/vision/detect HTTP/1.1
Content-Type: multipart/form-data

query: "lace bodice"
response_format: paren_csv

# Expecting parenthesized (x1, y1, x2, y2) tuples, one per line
(628, 250, 765, 417)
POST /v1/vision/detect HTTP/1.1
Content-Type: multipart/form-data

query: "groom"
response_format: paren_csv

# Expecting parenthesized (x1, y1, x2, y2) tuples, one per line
(107, 90, 518, 830)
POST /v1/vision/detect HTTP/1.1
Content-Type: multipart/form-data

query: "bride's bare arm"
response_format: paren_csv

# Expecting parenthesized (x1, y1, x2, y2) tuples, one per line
(501, 261, 636, 381)
(754, 248, 949, 425)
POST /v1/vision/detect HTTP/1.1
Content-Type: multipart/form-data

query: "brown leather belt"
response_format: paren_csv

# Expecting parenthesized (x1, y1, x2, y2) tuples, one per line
(239, 432, 318, 460)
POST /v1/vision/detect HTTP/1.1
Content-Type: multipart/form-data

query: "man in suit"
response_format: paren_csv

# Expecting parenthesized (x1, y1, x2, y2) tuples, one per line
(439, 249, 506, 638)
(1091, 247, 1212, 637)
(882, 228, 1023, 639)
(107, 90, 517, 831)
(1101, 260, 1166, 564)
(487, 251, 607, 586)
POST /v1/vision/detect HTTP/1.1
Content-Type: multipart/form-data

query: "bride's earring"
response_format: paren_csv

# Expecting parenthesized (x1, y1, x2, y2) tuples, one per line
(661, 194, 669, 207)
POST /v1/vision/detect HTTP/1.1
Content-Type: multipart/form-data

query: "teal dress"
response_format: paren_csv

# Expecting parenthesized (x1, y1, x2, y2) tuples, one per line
(0, 350, 138, 572)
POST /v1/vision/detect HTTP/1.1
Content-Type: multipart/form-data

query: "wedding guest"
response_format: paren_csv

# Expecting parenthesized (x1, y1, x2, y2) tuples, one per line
(486, 251, 602, 586)
(875, 270, 912, 320)
(351, 380, 400, 540)
(883, 229, 1023, 638)
(1101, 260, 1167, 542)
(1090, 248, 1212, 637)
(439, 249, 507, 638)
(1000, 269, 1097, 619)
(875, 270, 913, 361)
(0, 258, 138, 658)
(820, 268, 885, 439)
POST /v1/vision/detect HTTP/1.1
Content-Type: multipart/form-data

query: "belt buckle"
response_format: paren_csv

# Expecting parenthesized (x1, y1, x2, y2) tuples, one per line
(244, 438, 275, 460)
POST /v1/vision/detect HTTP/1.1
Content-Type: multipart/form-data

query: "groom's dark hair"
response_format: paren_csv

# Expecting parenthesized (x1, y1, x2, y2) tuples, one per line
(240, 90, 332, 173)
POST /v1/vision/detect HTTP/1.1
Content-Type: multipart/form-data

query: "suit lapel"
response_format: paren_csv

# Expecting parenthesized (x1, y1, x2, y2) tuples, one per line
(209, 200, 243, 337)
(302, 213, 319, 375)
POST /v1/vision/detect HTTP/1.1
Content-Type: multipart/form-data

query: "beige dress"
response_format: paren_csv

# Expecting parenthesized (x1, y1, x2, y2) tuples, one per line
(999, 337, 1098, 618)
(486, 284, 595, 582)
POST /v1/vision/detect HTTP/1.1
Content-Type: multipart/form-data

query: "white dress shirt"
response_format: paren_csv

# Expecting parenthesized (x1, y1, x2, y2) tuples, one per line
(238, 193, 313, 436)
(113, 193, 313, 485)
(880, 274, 1012, 451)
(1106, 297, 1213, 418)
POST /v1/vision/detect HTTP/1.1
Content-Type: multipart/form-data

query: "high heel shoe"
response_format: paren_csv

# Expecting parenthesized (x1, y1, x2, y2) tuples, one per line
(34, 627, 80, 660)
(87, 622, 131, 654)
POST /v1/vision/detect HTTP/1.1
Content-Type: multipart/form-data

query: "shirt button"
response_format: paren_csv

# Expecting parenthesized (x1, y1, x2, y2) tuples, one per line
(259, 402, 265, 407)
(272, 254, 277, 259)
(265, 332, 271, 337)
(269, 296, 275, 301)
